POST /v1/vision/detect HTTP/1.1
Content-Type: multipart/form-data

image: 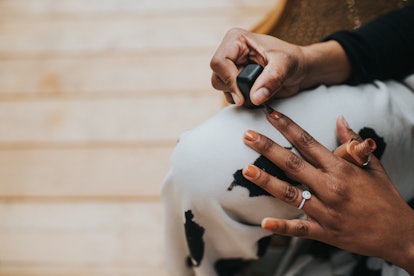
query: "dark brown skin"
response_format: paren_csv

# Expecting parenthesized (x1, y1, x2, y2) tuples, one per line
(211, 27, 414, 274)
(210, 28, 351, 106)
(242, 110, 414, 274)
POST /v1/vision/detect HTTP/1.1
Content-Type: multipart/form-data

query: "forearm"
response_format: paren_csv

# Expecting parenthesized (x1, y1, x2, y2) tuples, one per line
(299, 40, 351, 89)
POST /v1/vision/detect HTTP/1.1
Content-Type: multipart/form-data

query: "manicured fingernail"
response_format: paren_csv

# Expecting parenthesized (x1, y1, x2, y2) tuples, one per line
(339, 115, 351, 129)
(243, 164, 261, 179)
(264, 104, 282, 119)
(232, 93, 241, 105)
(263, 104, 274, 115)
(244, 130, 259, 142)
(262, 218, 277, 231)
(252, 87, 270, 104)
(267, 109, 282, 119)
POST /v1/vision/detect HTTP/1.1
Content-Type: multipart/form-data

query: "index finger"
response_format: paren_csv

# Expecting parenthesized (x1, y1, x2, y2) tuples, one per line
(210, 29, 251, 105)
(264, 106, 337, 169)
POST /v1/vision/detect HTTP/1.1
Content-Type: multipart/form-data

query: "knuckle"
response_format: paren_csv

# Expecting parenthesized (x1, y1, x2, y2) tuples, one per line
(285, 152, 304, 171)
(324, 181, 351, 206)
(257, 172, 272, 190)
(327, 163, 353, 199)
(221, 74, 233, 88)
(227, 27, 244, 36)
(295, 223, 309, 237)
(330, 182, 348, 199)
(298, 131, 316, 148)
(278, 222, 288, 235)
(283, 185, 299, 203)
(260, 137, 276, 154)
(325, 206, 342, 223)
(275, 113, 294, 132)
(210, 74, 221, 90)
(324, 209, 344, 232)
(209, 56, 221, 71)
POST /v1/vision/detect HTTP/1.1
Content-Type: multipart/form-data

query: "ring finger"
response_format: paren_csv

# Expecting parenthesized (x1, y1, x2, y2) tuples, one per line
(242, 164, 322, 215)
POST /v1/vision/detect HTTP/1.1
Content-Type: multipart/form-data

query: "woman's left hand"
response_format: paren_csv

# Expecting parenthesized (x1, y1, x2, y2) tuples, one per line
(242, 108, 414, 273)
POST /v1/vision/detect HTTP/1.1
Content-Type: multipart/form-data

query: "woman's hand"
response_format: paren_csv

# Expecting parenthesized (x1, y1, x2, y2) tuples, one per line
(242, 108, 414, 274)
(210, 28, 307, 106)
(210, 28, 351, 107)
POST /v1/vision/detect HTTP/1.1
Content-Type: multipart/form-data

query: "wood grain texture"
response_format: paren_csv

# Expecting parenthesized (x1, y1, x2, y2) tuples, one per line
(0, 146, 173, 197)
(0, 0, 276, 15)
(0, 96, 222, 143)
(0, 54, 214, 95)
(0, 15, 267, 55)
(0, 0, 282, 273)
(0, 202, 166, 275)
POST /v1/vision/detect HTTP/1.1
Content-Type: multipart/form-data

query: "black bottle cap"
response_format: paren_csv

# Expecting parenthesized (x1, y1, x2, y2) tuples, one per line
(236, 64, 264, 109)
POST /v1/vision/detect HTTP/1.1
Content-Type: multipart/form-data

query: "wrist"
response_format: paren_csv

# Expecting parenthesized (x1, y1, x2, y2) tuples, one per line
(299, 40, 351, 89)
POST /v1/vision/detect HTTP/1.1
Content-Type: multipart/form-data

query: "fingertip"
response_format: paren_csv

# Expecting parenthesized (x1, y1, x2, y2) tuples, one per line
(243, 130, 259, 142)
(242, 164, 261, 179)
(251, 87, 270, 105)
(336, 115, 360, 143)
(261, 217, 277, 231)
(337, 115, 350, 130)
(250, 65, 283, 105)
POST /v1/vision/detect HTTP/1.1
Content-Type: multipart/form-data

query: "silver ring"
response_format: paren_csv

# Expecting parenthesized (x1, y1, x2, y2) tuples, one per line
(298, 190, 311, 209)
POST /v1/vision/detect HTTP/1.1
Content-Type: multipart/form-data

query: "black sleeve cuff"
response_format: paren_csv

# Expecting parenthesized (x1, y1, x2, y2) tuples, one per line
(323, 5, 414, 85)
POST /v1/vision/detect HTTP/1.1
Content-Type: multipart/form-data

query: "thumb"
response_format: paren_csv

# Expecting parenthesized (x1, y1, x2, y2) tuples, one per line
(249, 62, 285, 106)
(336, 115, 362, 144)
(336, 115, 382, 168)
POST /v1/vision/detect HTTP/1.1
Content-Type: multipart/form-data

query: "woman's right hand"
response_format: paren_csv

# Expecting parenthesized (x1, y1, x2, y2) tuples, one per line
(210, 28, 351, 106)
(210, 28, 308, 106)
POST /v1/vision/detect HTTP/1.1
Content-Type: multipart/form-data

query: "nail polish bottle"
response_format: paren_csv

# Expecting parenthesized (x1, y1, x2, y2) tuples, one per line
(333, 138, 377, 167)
(237, 64, 263, 109)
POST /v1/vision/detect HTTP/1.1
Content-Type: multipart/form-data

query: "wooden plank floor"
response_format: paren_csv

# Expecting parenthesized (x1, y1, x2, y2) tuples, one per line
(0, 0, 280, 274)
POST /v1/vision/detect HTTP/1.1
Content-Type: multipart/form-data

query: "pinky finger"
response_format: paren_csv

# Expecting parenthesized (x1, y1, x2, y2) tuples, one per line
(261, 217, 322, 239)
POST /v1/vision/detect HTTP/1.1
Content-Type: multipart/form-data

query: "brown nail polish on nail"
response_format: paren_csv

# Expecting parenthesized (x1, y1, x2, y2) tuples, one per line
(264, 104, 274, 115)
(264, 105, 282, 119)
(339, 115, 351, 129)
(244, 130, 259, 142)
(272, 111, 282, 119)
(262, 218, 277, 231)
(243, 164, 261, 179)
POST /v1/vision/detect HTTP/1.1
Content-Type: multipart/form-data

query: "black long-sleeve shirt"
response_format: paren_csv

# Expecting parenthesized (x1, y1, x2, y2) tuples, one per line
(325, 5, 414, 85)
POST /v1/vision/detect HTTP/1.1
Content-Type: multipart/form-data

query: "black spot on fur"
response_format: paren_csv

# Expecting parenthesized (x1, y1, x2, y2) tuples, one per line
(184, 210, 205, 267)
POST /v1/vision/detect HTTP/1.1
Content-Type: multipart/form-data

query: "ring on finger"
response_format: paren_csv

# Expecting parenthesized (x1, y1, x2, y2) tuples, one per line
(298, 190, 311, 209)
